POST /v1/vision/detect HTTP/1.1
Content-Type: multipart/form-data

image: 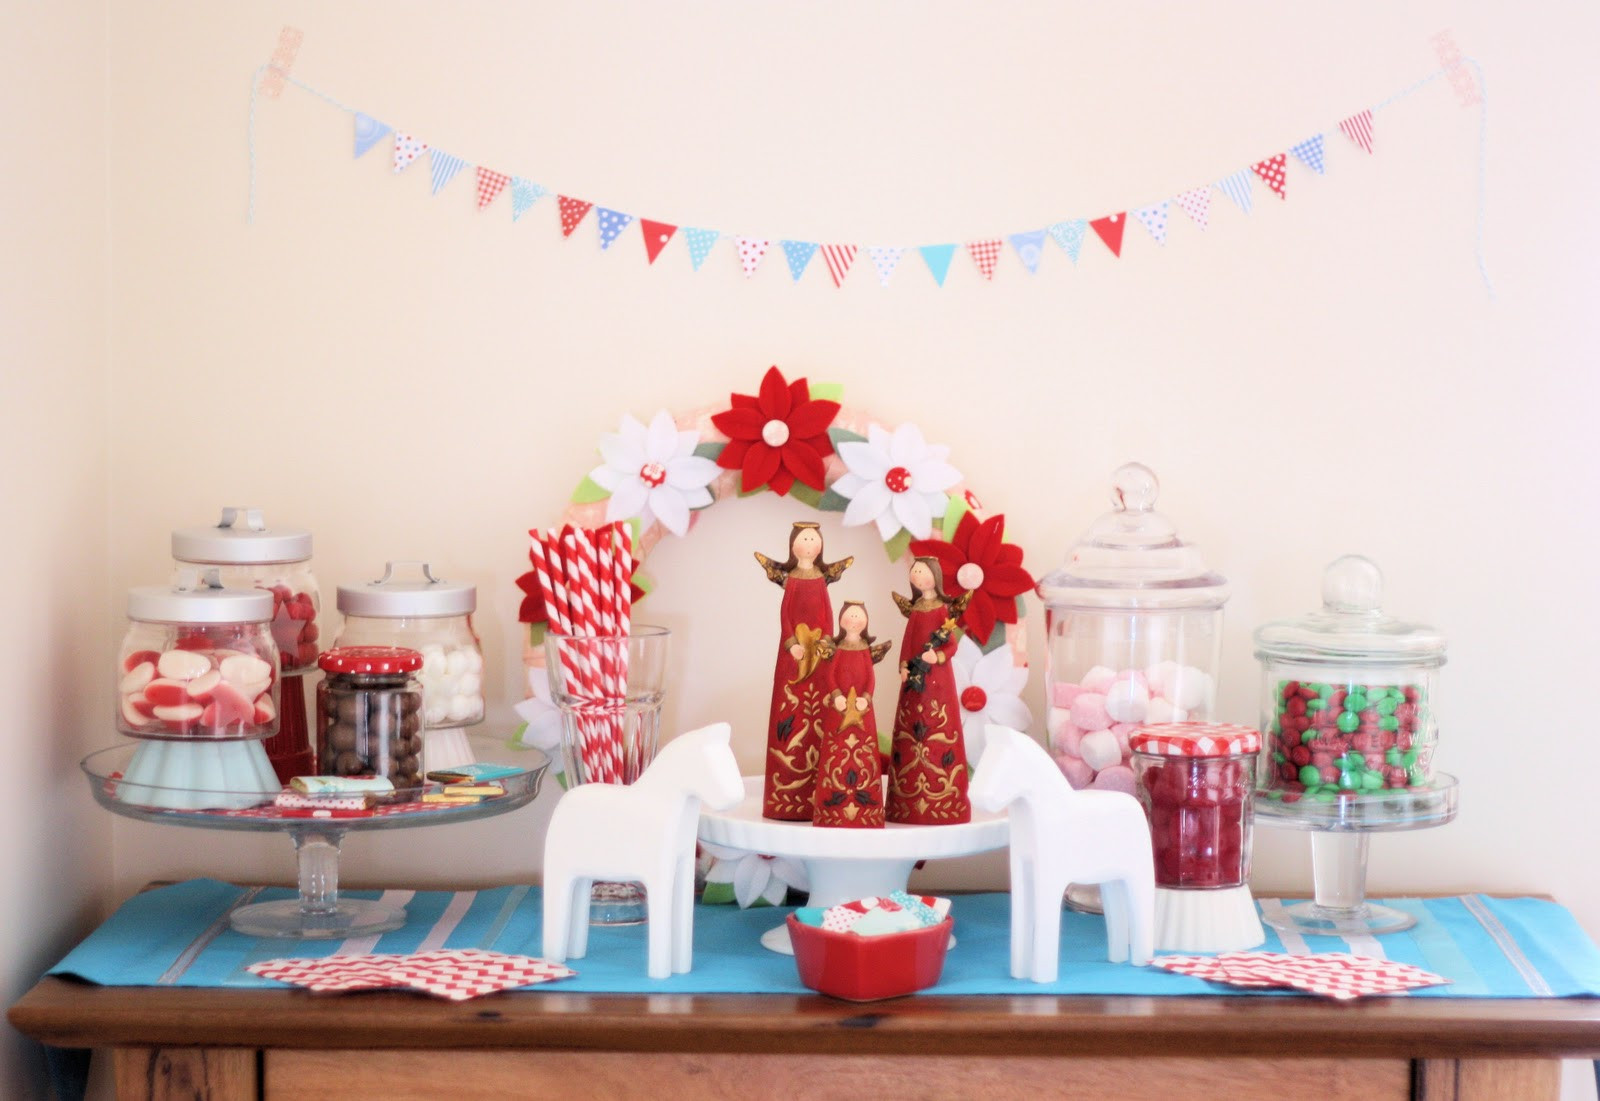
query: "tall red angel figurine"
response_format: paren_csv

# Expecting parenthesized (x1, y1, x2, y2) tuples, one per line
(888, 556, 974, 825)
(755, 522, 853, 820)
(813, 601, 892, 829)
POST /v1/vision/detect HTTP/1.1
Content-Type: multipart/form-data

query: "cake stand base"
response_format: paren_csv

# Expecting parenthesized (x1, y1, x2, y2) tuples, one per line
(230, 898, 407, 940)
(589, 882, 648, 926)
(1261, 898, 1416, 937)
(1154, 885, 1266, 952)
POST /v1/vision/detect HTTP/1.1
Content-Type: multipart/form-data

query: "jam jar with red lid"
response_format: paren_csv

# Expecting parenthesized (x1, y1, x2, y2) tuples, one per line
(316, 646, 425, 789)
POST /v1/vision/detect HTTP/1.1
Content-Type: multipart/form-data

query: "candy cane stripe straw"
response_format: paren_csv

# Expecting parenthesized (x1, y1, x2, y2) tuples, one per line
(571, 526, 621, 783)
(561, 525, 617, 783)
(594, 526, 623, 779)
(535, 527, 606, 784)
(611, 522, 634, 777)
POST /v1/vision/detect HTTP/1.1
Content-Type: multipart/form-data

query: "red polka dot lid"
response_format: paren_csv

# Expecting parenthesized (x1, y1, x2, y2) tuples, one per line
(1130, 721, 1261, 758)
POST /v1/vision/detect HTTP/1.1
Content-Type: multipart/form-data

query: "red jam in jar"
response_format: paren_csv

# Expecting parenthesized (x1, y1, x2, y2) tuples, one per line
(1130, 722, 1260, 889)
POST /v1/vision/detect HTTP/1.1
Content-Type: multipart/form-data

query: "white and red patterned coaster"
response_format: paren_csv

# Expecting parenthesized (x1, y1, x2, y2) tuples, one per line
(249, 949, 576, 1001)
(1154, 952, 1449, 1000)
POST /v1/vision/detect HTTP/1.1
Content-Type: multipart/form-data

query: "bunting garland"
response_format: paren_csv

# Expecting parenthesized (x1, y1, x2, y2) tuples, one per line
(251, 59, 1490, 290)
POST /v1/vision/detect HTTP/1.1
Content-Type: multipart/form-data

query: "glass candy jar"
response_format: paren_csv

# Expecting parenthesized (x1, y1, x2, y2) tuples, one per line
(171, 507, 321, 674)
(1036, 463, 1230, 795)
(117, 574, 279, 740)
(1255, 555, 1446, 801)
(1131, 722, 1265, 951)
(316, 647, 426, 788)
(333, 562, 484, 728)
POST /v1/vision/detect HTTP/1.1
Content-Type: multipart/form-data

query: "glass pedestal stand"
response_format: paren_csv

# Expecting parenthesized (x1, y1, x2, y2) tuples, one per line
(1255, 772, 1458, 937)
(229, 828, 406, 939)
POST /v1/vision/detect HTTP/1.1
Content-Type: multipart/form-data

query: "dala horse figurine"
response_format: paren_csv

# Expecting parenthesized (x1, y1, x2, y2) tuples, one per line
(543, 722, 745, 979)
(970, 726, 1155, 982)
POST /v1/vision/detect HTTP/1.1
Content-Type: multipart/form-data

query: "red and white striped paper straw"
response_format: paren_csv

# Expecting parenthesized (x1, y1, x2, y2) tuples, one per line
(567, 525, 622, 783)
(531, 527, 609, 784)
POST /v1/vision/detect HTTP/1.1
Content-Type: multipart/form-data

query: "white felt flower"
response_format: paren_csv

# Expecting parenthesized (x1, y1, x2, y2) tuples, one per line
(700, 840, 811, 908)
(832, 423, 962, 540)
(512, 665, 564, 779)
(589, 410, 719, 537)
(952, 636, 1033, 767)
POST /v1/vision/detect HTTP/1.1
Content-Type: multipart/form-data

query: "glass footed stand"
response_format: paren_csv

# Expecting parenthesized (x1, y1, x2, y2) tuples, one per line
(1255, 772, 1458, 936)
(82, 738, 549, 939)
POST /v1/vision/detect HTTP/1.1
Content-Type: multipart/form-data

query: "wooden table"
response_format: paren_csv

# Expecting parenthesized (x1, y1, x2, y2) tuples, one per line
(11, 972, 1600, 1100)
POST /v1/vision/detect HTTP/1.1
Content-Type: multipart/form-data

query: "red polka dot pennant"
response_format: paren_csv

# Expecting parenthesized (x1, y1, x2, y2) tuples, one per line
(557, 196, 593, 238)
(736, 237, 771, 277)
(639, 219, 678, 264)
(1088, 213, 1126, 258)
(1251, 154, 1288, 200)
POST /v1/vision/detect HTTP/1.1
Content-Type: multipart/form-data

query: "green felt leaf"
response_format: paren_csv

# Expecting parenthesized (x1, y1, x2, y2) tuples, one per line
(827, 427, 866, 447)
(527, 622, 548, 648)
(738, 483, 767, 498)
(884, 528, 912, 562)
(977, 627, 1008, 655)
(633, 570, 654, 599)
(699, 881, 736, 906)
(1016, 593, 1029, 620)
(788, 481, 824, 509)
(817, 488, 852, 512)
(809, 381, 844, 403)
(570, 476, 611, 505)
(877, 728, 892, 758)
(693, 441, 726, 462)
(941, 496, 969, 541)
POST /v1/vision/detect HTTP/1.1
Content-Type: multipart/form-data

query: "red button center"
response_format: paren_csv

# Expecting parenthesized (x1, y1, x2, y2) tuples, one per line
(960, 686, 988, 712)
(885, 466, 913, 493)
(639, 462, 667, 488)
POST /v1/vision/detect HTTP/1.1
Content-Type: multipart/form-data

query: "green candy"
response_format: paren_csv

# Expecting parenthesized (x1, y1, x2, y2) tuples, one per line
(1302, 730, 1320, 745)
(1306, 699, 1327, 712)
(1298, 765, 1322, 787)
(1272, 751, 1287, 764)
(1337, 771, 1358, 790)
(1403, 747, 1419, 767)
(1385, 747, 1404, 766)
(1361, 772, 1384, 791)
(1314, 790, 1338, 802)
(1311, 683, 1333, 698)
(1264, 789, 1284, 801)
(1337, 711, 1360, 733)
(1380, 716, 1400, 731)
(1406, 766, 1426, 785)
(1376, 697, 1398, 716)
(1345, 693, 1368, 712)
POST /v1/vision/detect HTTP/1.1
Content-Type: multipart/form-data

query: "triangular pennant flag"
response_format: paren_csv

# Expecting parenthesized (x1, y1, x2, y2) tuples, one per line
(428, 150, 467, 196)
(1290, 134, 1326, 175)
(919, 243, 957, 287)
(1251, 154, 1288, 200)
(474, 168, 510, 211)
(779, 240, 818, 282)
(1175, 187, 1210, 229)
(819, 244, 858, 288)
(1047, 220, 1087, 262)
(684, 228, 719, 271)
(1007, 229, 1047, 275)
(596, 207, 634, 250)
(736, 237, 771, 277)
(557, 196, 593, 237)
(1088, 214, 1125, 258)
(354, 114, 391, 159)
(1216, 169, 1254, 214)
(966, 239, 1002, 280)
(1339, 109, 1374, 154)
(510, 178, 547, 222)
(1132, 202, 1170, 246)
(639, 219, 677, 264)
(867, 246, 903, 287)
(392, 132, 426, 174)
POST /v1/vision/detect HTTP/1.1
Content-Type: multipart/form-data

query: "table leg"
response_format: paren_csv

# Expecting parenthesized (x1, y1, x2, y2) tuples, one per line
(112, 1047, 258, 1101)
(1414, 1058, 1561, 1100)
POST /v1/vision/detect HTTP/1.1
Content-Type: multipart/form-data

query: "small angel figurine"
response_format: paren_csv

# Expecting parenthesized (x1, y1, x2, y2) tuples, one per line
(887, 556, 973, 825)
(813, 601, 892, 829)
(755, 522, 853, 821)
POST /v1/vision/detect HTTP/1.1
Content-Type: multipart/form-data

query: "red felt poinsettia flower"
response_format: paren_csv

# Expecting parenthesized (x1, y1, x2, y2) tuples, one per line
(909, 512, 1035, 645)
(711, 366, 840, 495)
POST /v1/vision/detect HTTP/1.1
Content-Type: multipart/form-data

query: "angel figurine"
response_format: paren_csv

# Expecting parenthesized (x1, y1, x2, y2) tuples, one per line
(887, 556, 973, 825)
(812, 601, 892, 829)
(755, 522, 853, 820)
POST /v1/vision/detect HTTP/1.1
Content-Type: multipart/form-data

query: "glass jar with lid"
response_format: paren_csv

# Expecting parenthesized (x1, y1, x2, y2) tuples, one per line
(1255, 555, 1446, 802)
(1035, 463, 1231, 796)
(316, 646, 426, 789)
(171, 507, 321, 674)
(333, 562, 484, 729)
(117, 571, 279, 740)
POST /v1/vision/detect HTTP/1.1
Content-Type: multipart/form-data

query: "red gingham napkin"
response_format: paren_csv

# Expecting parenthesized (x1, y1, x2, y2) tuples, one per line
(1154, 952, 1449, 1000)
(249, 949, 576, 1001)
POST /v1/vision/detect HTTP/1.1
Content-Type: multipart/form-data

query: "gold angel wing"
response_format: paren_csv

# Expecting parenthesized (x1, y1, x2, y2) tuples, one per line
(822, 555, 855, 584)
(869, 639, 893, 664)
(950, 590, 973, 616)
(891, 591, 916, 618)
(753, 551, 788, 588)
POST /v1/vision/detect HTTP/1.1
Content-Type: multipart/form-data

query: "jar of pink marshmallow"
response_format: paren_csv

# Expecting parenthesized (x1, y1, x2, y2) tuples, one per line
(1035, 462, 1230, 797)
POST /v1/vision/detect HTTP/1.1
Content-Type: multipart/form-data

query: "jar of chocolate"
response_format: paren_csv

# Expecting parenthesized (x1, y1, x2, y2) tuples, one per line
(316, 646, 425, 790)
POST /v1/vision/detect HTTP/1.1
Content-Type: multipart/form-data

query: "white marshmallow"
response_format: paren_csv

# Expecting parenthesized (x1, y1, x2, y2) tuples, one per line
(1104, 679, 1150, 723)
(446, 694, 476, 722)
(425, 700, 448, 725)
(1080, 665, 1118, 694)
(445, 649, 470, 676)
(1079, 730, 1121, 772)
(1167, 666, 1212, 712)
(456, 672, 481, 697)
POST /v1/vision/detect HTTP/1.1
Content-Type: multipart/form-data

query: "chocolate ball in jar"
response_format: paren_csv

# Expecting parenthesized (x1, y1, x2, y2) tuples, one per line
(316, 646, 426, 790)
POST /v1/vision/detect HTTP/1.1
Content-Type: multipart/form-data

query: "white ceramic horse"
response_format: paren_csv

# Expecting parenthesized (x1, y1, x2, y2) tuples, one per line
(542, 722, 745, 979)
(970, 726, 1155, 982)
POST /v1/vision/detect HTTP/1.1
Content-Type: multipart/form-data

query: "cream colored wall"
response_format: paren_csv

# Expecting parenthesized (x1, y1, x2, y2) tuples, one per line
(96, 0, 1597, 967)
(1, 2, 111, 1095)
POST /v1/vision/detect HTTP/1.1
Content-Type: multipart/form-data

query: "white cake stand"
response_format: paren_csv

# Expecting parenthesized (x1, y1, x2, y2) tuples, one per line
(698, 777, 1010, 953)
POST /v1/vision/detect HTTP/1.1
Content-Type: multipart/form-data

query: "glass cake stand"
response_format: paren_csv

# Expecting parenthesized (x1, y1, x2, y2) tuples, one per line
(699, 777, 1010, 954)
(83, 738, 549, 940)
(1255, 772, 1458, 936)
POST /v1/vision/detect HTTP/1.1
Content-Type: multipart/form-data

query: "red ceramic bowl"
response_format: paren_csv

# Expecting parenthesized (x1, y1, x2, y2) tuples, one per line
(787, 914, 954, 1002)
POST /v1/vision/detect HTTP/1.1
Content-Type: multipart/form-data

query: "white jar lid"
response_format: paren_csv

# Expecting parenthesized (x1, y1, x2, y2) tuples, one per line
(337, 561, 476, 618)
(172, 507, 312, 565)
(128, 572, 274, 624)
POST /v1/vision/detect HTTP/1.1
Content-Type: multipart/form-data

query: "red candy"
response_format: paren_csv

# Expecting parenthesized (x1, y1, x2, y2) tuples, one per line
(1135, 751, 1255, 890)
(266, 586, 320, 672)
(117, 641, 279, 740)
